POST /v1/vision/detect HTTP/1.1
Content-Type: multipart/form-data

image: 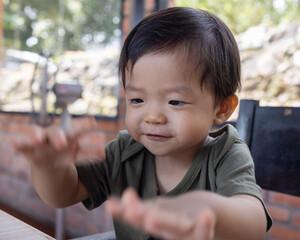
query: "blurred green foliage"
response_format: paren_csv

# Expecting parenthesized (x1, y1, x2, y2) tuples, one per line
(175, 0, 300, 34)
(3, 0, 121, 55)
(5, 0, 300, 54)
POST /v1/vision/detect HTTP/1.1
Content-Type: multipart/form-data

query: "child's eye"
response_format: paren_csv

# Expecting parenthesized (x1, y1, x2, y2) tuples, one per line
(169, 100, 185, 106)
(130, 98, 144, 104)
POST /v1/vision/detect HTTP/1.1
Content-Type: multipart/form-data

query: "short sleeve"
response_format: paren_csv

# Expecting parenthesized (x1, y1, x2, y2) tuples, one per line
(75, 139, 119, 210)
(215, 139, 272, 231)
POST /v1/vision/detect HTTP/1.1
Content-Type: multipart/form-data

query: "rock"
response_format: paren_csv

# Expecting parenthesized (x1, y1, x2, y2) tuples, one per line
(237, 22, 300, 107)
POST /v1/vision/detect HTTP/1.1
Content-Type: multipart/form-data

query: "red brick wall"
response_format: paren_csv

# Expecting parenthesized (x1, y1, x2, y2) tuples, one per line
(0, 0, 300, 239)
(264, 190, 300, 239)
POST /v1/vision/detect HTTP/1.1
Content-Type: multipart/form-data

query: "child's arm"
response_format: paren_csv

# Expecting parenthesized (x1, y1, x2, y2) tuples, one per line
(14, 118, 95, 208)
(107, 188, 267, 240)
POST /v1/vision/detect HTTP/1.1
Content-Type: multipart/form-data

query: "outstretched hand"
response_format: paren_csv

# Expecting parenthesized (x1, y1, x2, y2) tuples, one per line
(106, 188, 216, 240)
(14, 117, 97, 168)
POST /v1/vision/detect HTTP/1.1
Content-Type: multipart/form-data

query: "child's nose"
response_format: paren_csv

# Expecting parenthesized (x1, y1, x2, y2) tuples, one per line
(144, 107, 167, 124)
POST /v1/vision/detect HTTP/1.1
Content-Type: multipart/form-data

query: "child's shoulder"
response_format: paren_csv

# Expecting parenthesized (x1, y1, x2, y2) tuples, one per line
(105, 130, 145, 160)
(209, 124, 238, 139)
(208, 124, 251, 163)
(209, 124, 239, 149)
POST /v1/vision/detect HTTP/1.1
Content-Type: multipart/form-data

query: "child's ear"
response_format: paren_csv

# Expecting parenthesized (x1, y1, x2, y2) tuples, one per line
(213, 95, 238, 125)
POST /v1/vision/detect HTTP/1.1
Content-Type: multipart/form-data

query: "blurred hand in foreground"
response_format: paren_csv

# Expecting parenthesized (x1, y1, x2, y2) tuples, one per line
(106, 188, 216, 240)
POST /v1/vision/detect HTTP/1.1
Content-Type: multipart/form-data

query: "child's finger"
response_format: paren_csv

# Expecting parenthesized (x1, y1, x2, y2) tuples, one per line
(107, 189, 146, 229)
(46, 126, 68, 150)
(14, 125, 46, 151)
(66, 117, 97, 140)
(106, 197, 123, 218)
(121, 188, 144, 225)
(194, 209, 216, 240)
(142, 207, 194, 240)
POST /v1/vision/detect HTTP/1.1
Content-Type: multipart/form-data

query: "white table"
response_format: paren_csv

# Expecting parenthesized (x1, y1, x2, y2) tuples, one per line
(0, 209, 54, 240)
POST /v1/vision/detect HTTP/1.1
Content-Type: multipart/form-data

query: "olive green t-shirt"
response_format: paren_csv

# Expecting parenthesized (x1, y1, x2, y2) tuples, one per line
(76, 124, 272, 239)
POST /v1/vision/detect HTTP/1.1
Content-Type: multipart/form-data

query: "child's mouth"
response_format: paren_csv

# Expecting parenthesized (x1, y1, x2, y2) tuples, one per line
(146, 134, 170, 141)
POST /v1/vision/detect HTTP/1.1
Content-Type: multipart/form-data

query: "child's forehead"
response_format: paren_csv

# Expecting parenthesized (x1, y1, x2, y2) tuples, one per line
(124, 52, 213, 95)
(126, 51, 201, 80)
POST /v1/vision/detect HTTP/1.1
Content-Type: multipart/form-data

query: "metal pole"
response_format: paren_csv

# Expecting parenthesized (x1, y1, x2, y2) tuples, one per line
(39, 55, 49, 126)
(55, 106, 71, 240)
(154, 0, 169, 11)
(133, 0, 144, 28)
(55, 208, 65, 240)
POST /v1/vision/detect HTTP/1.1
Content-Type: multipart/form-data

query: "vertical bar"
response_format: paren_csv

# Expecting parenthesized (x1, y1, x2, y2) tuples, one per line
(235, 99, 259, 147)
(158, 0, 169, 10)
(39, 56, 49, 126)
(55, 107, 72, 240)
(154, 0, 159, 11)
(132, 0, 144, 27)
(55, 208, 64, 240)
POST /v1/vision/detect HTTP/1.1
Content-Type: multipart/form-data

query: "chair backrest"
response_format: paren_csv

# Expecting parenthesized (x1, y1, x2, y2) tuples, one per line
(235, 99, 300, 197)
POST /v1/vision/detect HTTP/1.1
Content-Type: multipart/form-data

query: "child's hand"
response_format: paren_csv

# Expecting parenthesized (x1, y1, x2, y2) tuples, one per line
(106, 188, 216, 240)
(14, 117, 97, 169)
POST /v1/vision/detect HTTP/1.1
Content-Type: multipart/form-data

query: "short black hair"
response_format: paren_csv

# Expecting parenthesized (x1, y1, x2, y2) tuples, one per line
(119, 7, 241, 104)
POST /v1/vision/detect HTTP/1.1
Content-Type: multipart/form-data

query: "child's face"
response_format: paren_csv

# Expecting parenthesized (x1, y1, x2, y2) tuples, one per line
(124, 53, 220, 159)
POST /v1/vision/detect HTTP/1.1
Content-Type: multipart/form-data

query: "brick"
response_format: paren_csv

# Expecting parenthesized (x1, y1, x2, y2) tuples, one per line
(76, 145, 105, 162)
(0, 115, 8, 122)
(85, 131, 106, 146)
(105, 132, 119, 143)
(268, 224, 300, 240)
(0, 133, 8, 143)
(267, 205, 290, 222)
(117, 100, 126, 118)
(0, 155, 12, 165)
(13, 157, 30, 170)
(119, 87, 125, 99)
(261, 189, 268, 200)
(51, 117, 61, 126)
(4, 134, 16, 144)
(72, 117, 96, 130)
(15, 170, 29, 181)
(145, 0, 154, 12)
(9, 123, 22, 133)
(17, 124, 31, 134)
(269, 191, 300, 208)
(123, 0, 132, 16)
(11, 114, 31, 122)
(116, 118, 125, 131)
(97, 120, 118, 132)
(122, 17, 131, 35)
(168, 0, 176, 7)
(0, 122, 9, 131)
(293, 211, 300, 228)
(0, 114, 14, 122)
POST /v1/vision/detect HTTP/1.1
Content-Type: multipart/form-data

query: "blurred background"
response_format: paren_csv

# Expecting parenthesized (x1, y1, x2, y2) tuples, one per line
(0, 0, 300, 239)
(1, 0, 122, 118)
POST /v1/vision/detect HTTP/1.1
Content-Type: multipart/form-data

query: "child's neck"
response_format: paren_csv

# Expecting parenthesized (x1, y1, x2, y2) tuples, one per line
(155, 155, 192, 194)
(154, 135, 214, 195)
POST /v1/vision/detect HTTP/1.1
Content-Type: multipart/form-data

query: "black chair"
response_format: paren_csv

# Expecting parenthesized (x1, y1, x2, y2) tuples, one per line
(235, 99, 300, 197)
